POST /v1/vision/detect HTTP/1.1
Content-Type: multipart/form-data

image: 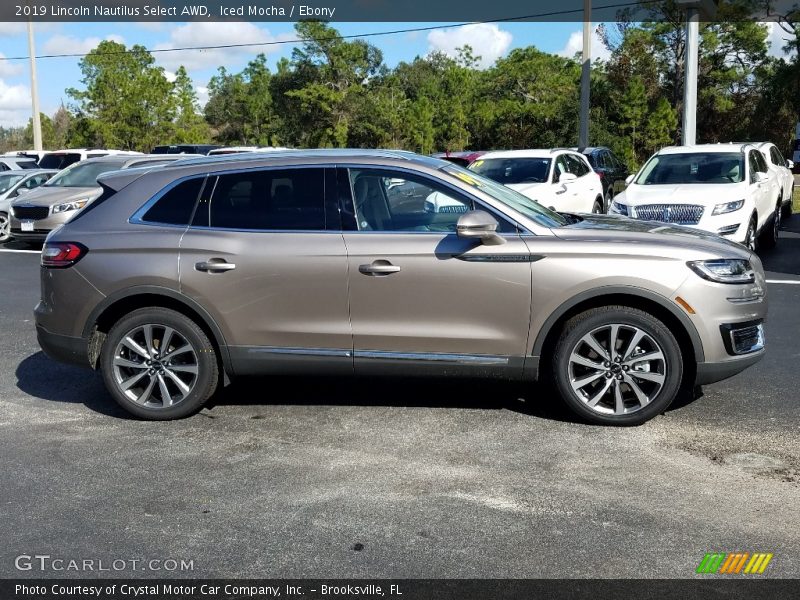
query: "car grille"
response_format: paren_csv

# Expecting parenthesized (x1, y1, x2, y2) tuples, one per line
(633, 204, 704, 225)
(12, 205, 50, 220)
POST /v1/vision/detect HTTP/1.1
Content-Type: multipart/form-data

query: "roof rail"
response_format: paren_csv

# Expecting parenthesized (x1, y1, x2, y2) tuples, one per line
(549, 147, 574, 153)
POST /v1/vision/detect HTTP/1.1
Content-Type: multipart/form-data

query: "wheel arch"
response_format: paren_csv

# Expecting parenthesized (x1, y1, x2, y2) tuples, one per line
(83, 286, 233, 375)
(530, 286, 704, 379)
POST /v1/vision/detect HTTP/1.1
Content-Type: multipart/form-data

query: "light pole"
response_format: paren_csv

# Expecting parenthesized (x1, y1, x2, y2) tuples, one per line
(578, 0, 591, 148)
(27, 20, 43, 151)
(681, 7, 699, 145)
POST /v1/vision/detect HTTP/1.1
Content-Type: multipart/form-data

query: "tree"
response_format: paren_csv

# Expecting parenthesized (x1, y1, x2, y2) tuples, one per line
(67, 40, 176, 151)
(172, 66, 210, 143)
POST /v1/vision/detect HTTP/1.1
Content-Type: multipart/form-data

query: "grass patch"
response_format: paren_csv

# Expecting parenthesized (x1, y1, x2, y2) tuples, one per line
(794, 184, 800, 213)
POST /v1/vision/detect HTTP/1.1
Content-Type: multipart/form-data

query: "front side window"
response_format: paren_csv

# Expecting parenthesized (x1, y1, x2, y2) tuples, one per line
(554, 155, 569, 182)
(636, 153, 745, 185)
(141, 177, 205, 225)
(566, 153, 589, 177)
(196, 168, 325, 231)
(348, 169, 472, 233)
(469, 157, 551, 185)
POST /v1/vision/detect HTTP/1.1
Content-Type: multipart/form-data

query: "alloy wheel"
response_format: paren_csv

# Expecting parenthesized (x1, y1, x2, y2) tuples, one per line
(773, 204, 781, 241)
(745, 219, 757, 252)
(567, 323, 667, 416)
(0, 213, 9, 242)
(111, 323, 199, 408)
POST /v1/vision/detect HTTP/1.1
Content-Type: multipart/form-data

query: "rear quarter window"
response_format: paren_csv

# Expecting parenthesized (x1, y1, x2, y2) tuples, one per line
(141, 177, 205, 225)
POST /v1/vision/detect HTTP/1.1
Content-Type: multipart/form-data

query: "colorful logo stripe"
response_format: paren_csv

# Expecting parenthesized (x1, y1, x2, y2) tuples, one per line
(697, 552, 773, 574)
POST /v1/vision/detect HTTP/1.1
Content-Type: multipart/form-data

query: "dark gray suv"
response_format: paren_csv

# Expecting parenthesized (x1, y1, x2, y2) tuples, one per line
(35, 150, 767, 424)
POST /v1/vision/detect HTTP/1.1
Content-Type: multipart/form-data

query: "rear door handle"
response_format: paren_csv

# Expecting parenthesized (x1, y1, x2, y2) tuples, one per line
(359, 260, 401, 276)
(195, 259, 236, 273)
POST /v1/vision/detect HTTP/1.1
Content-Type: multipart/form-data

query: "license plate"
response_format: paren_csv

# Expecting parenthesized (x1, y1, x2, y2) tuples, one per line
(21, 221, 34, 232)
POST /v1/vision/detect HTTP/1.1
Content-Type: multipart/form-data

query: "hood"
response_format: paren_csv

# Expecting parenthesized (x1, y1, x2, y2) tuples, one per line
(618, 182, 745, 206)
(552, 213, 752, 260)
(9, 185, 101, 208)
(507, 182, 545, 197)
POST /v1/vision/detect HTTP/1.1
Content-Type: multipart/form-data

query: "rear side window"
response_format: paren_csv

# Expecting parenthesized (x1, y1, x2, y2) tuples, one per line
(18, 161, 38, 169)
(39, 153, 82, 170)
(141, 177, 204, 225)
(196, 168, 325, 231)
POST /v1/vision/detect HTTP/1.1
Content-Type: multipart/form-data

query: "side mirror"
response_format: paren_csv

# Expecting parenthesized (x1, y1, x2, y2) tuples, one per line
(755, 171, 767, 183)
(559, 172, 577, 183)
(788, 160, 794, 169)
(15, 187, 30, 195)
(625, 174, 635, 185)
(456, 210, 506, 246)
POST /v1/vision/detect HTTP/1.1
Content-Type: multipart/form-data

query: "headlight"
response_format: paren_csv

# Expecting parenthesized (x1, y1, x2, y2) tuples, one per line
(609, 201, 628, 216)
(711, 199, 744, 216)
(52, 199, 90, 214)
(687, 259, 755, 284)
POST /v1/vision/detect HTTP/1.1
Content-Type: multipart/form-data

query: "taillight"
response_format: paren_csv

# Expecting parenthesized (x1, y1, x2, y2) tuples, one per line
(41, 242, 88, 268)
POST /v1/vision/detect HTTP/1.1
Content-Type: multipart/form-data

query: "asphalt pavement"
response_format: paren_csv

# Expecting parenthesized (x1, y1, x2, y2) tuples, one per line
(0, 222, 799, 579)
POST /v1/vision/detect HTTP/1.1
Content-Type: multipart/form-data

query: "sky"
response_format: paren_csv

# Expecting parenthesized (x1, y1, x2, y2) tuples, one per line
(0, 20, 795, 128)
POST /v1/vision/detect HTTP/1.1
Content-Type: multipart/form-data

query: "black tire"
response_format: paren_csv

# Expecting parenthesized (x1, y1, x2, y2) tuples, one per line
(782, 190, 793, 219)
(604, 190, 612, 212)
(100, 307, 220, 420)
(592, 197, 604, 214)
(758, 201, 781, 250)
(551, 306, 684, 426)
(743, 215, 757, 253)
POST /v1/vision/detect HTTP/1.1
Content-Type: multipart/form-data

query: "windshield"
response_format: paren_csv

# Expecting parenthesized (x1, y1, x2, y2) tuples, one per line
(39, 153, 82, 170)
(469, 157, 552, 185)
(0, 173, 24, 194)
(635, 153, 745, 185)
(45, 161, 122, 188)
(441, 164, 567, 228)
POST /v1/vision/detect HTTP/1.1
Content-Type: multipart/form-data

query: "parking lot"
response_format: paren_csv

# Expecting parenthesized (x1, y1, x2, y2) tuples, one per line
(1, 212, 799, 579)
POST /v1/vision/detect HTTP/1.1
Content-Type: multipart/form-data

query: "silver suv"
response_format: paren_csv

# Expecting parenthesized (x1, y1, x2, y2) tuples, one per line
(35, 150, 767, 425)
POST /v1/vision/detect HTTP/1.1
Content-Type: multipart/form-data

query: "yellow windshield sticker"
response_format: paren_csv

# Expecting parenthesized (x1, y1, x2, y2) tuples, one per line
(452, 171, 482, 187)
(471, 160, 484, 168)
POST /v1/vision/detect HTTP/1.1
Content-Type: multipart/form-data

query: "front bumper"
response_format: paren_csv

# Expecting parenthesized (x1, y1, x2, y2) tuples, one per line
(36, 324, 90, 368)
(10, 211, 70, 241)
(696, 349, 765, 384)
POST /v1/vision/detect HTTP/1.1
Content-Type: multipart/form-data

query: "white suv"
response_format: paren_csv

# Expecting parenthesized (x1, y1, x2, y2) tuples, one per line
(757, 142, 794, 218)
(466, 149, 605, 214)
(611, 144, 782, 251)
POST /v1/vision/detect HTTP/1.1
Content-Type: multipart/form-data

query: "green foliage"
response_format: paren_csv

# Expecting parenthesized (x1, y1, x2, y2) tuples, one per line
(67, 40, 176, 151)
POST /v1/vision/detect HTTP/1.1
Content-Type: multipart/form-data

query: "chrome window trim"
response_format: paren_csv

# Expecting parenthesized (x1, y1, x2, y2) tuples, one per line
(354, 350, 509, 365)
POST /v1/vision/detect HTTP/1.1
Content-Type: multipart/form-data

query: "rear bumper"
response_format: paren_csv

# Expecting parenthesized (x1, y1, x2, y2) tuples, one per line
(36, 324, 90, 368)
(695, 349, 764, 385)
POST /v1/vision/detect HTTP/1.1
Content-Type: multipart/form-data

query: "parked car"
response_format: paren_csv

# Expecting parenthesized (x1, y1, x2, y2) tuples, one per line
(9, 154, 195, 242)
(4, 150, 48, 162)
(577, 146, 630, 210)
(467, 149, 605, 214)
(151, 144, 221, 155)
(37, 149, 142, 171)
(756, 142, 794, 218)
(0, 156, 39, 171)
(0, 169, 57, 242)
(611, 144, 782, 251)
(431, 151, 487, 168)
(35, 150, 766, 425)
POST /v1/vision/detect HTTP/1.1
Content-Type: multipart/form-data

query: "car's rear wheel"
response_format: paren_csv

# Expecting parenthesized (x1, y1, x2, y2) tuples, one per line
(100, 307, 220, 420)
(552, 306, 683, 425)
(759, 200, 781, 249)
(0, 212, 9, 242)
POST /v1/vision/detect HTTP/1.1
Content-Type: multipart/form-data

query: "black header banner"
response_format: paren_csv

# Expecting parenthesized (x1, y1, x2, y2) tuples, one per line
(2, 0, 799, 22)
(3, 579, 800, 600)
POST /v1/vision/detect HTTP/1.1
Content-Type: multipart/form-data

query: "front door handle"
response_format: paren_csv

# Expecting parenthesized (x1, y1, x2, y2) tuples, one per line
(359, 260, 401, 276)
(195, 259, 236, 273)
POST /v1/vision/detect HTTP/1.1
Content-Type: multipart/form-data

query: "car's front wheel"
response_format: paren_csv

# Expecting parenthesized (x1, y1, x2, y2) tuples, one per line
(592, 197, 604, 214)
(0, 212, 9, 242)
(552, 306, 683, 425)
(100, 307, 220, 420)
